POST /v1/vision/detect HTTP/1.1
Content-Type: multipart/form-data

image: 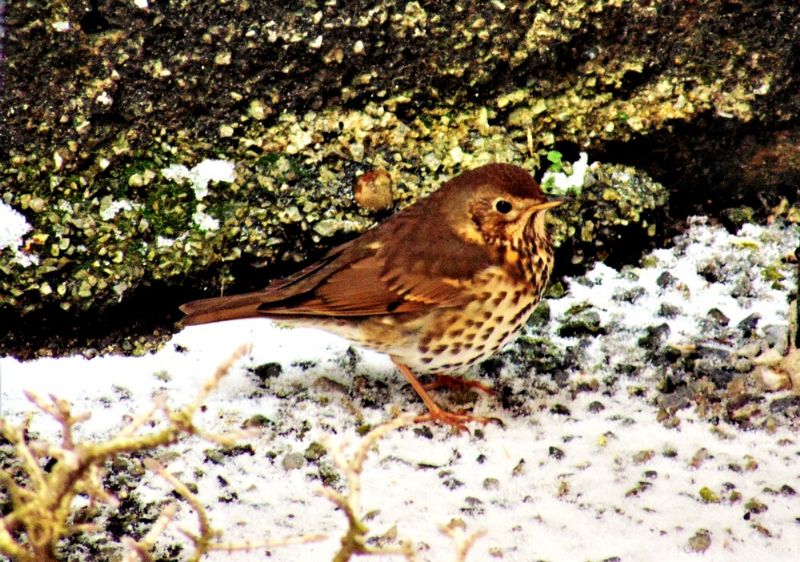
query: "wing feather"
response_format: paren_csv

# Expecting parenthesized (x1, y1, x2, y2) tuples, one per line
(181, 172, 497, 325)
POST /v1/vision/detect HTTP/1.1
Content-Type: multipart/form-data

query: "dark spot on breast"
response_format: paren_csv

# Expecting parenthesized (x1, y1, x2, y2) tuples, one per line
(465, 332, 477, 341)
(498, 330, 511, 341)
(451, 345, 462, 355)
(483, 311, 492, 321)
(449, 328, 464, 338)
(421, 334, 433, 346)
(491, 291, 507, 306)
(419, 345, 430, 354)
(511, 291, 522, 305)
(421, 357, 433, 364)
(440, 362, 454, 369)
(433, 345, 447, 354)
(463, 342, 473, 350)
(510, 308, 527, 324)
(464, 318, 475, 328)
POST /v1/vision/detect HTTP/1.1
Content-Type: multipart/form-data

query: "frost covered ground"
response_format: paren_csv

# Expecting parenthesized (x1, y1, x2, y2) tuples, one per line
(0, 217, 798, 562)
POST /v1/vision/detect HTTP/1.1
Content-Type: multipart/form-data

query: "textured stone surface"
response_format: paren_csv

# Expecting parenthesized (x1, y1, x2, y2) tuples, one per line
(2, 1, 798, 356)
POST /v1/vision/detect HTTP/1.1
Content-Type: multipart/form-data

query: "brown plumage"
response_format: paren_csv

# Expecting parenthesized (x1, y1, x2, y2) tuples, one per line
(180, 163, 563, 429)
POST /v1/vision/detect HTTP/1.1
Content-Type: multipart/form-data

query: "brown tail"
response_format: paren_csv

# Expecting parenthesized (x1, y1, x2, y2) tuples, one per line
(179, 293, 266, 326)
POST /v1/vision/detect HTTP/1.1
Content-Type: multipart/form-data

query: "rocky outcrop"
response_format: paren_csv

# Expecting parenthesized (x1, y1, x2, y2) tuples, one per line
(2, 1, 798, 357)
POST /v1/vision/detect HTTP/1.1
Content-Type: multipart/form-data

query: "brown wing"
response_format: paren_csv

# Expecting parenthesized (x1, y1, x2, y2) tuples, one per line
(179, 244, 469, 326)
(180, 171, 495, 326)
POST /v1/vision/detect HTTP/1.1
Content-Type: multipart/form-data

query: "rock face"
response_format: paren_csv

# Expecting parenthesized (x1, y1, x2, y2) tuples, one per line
(1, 1, 799, 357)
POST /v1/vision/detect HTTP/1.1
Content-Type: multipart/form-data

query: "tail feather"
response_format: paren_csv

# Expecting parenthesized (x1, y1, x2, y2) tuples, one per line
(179, 293, 266, 326)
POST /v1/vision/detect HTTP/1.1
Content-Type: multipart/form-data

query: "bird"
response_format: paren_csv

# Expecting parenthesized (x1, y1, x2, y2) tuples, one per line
(180, 163, 564, 430)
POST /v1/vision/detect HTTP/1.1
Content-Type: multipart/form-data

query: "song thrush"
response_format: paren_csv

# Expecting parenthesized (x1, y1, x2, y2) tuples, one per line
(180, 163, 563, 429)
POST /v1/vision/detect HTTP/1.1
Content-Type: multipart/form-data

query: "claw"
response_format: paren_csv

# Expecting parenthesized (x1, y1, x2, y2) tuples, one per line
(414, 407, 502, 432)
(393, 359, 502, 431)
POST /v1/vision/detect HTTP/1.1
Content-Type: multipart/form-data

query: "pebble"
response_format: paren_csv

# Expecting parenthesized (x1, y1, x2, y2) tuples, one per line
(282, 452, 306, 471)
(763, 325, 789, 354)
(656, 271, 676, 288)
(687, 529, 712, 553)
(354, 169, 394, 211)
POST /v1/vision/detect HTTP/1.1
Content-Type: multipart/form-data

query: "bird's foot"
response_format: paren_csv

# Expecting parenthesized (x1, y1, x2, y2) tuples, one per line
(423, 374, 496, 395)
(414, 405, 502, 433)
(393, 360, 502, 432)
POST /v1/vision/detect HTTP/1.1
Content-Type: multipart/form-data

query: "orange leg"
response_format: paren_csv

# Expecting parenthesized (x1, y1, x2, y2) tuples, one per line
(392, 360, 500, 431)
(423, 374, 496, 395)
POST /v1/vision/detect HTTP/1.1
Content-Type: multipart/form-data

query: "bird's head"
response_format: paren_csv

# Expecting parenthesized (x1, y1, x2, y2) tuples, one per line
(447, 164, 564, 249)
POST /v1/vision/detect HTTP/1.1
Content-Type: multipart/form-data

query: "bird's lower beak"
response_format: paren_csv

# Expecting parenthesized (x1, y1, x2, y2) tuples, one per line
(531, 197, 568, 212)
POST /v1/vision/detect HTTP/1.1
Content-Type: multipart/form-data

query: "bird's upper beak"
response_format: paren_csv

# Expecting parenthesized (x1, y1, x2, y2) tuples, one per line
(530, 197, 568, 212)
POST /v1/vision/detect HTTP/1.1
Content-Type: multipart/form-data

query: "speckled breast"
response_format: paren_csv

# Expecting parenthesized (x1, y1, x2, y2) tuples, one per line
(394, 259, 552, 374)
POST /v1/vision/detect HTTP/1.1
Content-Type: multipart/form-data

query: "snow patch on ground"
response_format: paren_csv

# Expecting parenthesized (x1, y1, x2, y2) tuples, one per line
(1, 217, 797, 561)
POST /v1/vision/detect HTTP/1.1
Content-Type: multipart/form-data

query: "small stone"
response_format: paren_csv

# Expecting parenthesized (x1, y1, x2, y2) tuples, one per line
(763, 325, 789, 355)
(282, 452, 305, 471)
(548, 446, 565, 460)
(204, 449, 225, 465)
(736, 341, 762, 358)
(304, 442, 326, 462)
(687, 529, 712, 553)
(587, 400, 605, 413)
(219, 124, 235, 137)
(638, 323, 670, 351)
(483, 478, 500, 491)
(214, 51, 231, 65)
(706, 308, 730, 326)
(760, 366, 792, 391)
(720, 206, 755, 232)
(625, 481, 652, 497)
(769, 395, 800, 414)
(460, 496, 484, 516)
(354, 170, 394, 211)
(744, 497, 768, 514)
(699, 486, 720, 503)
(612, 286, 646, 303)
(657, 303, 681, 318)
(309, 34, 323, 49)
(656, 271, 676, 288)
(737, 313, 761, 337)
(557, 311, 604, 337)
(323, 47, 344, 64)
(697, 262, 720, 283)
(690, 448, 711, 468)
(248, 99, 268, 120)
(242, 414, 270, 428)
(250, 362, 283, 384)
(526, 301, 550, 326)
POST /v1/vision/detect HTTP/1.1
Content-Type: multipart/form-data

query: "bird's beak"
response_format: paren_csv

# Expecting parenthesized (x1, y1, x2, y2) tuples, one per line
(530, 197, 568, 212)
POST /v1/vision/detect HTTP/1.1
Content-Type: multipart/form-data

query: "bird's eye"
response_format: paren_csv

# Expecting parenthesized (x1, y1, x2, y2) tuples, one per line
(495, 199, 512, 214)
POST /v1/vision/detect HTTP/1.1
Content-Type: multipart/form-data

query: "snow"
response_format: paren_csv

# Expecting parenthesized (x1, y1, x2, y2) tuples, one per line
(0, 201, 36, 267)
(0, 217, 798, 561)
(161, 159, 236, 200)
(541, 152, 589, 194)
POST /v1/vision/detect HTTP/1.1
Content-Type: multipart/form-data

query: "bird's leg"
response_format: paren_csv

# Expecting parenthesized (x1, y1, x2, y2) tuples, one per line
(392, 360, 500, 431)
(423, 374, 496, 395)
